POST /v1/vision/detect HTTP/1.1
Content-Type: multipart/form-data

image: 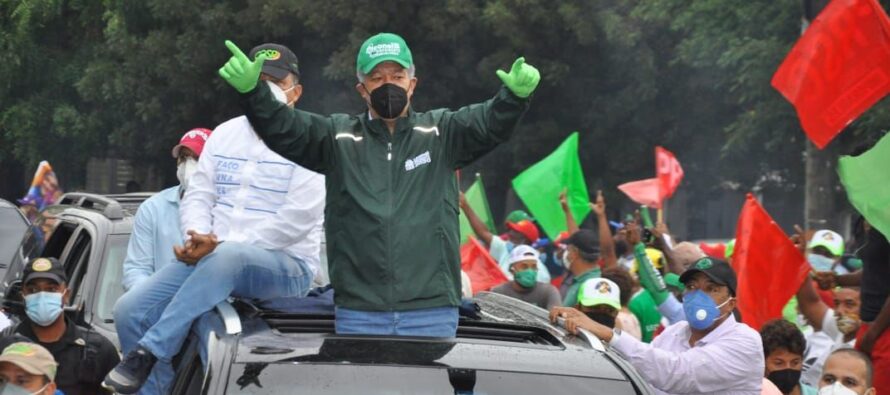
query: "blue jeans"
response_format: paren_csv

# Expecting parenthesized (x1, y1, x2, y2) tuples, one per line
(136, 242, 312, 364)
(335, 306, 459, 337)
(113, 256, 193, 394)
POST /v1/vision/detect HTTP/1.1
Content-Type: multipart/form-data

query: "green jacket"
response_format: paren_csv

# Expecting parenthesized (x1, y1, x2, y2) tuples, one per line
(241, 83, 530, 311)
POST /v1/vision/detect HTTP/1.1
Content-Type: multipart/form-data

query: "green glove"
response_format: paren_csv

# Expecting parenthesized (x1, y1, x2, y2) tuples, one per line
(634, 242, 669, 305)
(496, 57, 541, 98)
(218, 40, 269, 93)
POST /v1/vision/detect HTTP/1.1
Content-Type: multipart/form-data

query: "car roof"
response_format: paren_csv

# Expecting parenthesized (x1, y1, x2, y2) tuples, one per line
(229, 293, 629, 381)
(54, 192, 155, 234)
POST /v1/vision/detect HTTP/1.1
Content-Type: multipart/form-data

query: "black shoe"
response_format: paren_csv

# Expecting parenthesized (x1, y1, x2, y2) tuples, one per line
(102, 346, 158, 394)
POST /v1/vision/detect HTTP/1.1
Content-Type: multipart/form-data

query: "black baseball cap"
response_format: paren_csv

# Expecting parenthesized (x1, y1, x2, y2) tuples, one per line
(679, 257, 737, 296)
(249, 43, 300, 80)
(23, 257, 67, 285)
(563, 229, 600, 256)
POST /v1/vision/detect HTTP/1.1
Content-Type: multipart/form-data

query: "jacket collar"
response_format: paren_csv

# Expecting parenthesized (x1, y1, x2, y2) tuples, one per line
(364, 108, 418, 139)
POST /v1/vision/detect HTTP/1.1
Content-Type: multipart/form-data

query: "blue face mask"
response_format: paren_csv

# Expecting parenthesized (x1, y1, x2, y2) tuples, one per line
(682, 290, 732, 330)
(24, 291, 63, 327)
(0, 382, 49, 395)
(807, 253, 835, 272)
(505, 241, 515, 253)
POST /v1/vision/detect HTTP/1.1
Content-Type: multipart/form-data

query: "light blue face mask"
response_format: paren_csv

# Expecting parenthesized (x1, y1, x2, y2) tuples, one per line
(0, 382, 49, 395)
(807, 253, 835, 272)
(505, 241, 515, 253)
(24, 292, 63, 327)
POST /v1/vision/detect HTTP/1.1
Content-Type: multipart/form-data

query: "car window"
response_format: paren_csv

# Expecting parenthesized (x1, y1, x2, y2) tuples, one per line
(94, 235, 129, 322)
(64, 230, 92, 301)
(0, 207, 29, 268)
(42, 222, 77, 260)
(225, 364, 637, 394)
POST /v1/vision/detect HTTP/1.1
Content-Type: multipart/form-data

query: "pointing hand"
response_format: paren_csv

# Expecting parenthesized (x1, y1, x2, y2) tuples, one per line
(218, 40, 269, 93)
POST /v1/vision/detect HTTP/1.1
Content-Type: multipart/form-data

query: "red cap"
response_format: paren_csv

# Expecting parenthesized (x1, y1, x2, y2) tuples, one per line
(554, 231, 570, 248)
(171, 128, 213, 158)
(506, 220, 539, 244)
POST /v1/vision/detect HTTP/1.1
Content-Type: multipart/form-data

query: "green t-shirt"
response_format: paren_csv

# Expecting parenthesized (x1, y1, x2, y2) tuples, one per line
(561, 268, 602, 307)
(628, 289, 663, 343)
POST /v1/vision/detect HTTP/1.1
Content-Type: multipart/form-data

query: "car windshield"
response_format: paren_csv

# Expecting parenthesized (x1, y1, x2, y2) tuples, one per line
(225, 364, 637, 394)
(94, 234, 129, 322)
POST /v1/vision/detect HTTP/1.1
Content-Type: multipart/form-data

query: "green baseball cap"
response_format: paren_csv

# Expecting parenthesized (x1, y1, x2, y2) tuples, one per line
(505, 210, 534, 224)
(664, 272, 684, 291)
(356, 33, 413, 74)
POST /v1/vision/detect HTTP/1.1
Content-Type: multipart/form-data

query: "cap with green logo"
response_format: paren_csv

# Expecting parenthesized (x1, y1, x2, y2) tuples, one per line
(356, 33, 413, 74)
(0, 342, 58, 381)
(578, 278, 621, 310)
(679, 257, 738, 296)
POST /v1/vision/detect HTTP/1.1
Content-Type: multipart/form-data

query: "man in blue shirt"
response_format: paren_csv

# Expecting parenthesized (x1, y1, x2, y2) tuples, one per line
(112, 127, 211, 395)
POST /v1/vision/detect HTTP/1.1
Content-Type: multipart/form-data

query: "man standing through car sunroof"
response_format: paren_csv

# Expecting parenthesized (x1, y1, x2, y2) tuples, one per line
(215, 33, 539, 338)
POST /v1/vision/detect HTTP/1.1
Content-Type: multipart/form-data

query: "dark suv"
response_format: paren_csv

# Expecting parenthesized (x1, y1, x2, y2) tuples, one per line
(169, 292, 654, 394)
(1, 192, 153, 348)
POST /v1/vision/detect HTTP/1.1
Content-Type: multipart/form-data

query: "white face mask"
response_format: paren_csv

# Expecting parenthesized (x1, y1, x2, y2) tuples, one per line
(266, 80, 295, 107)
(562, 249, 573, 270)
(176, 158, 198, 191)
(818, 382, 863, 395)
(808, 253, 836, 272)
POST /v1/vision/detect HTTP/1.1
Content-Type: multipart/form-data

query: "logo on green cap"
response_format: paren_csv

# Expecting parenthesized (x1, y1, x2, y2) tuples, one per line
(695, 258, 713, 270)
(366, 42, 401, 58)
(4, 343, 36, 357)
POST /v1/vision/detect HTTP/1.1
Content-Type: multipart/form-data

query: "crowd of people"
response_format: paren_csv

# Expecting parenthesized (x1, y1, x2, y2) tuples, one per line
(462, 186, 886, 394)
(1, 31, 886, 395)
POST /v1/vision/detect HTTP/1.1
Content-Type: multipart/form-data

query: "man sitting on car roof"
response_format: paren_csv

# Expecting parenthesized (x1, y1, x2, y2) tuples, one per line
(102, 43, 325, 394)
(112, 127, 212, 395)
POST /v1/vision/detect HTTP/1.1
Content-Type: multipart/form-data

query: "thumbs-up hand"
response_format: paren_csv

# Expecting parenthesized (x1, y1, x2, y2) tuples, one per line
(496, 57, 541, 98)
(218, 40, 269, 93)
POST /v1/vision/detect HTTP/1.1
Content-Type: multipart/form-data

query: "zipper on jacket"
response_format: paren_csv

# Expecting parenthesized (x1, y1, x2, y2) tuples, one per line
(386, 137, 394, 306)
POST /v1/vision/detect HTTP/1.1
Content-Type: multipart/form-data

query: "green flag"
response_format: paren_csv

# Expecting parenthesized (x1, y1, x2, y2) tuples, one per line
(512, 132, 590, 239)
(838, 133, 890, 238)
(459, 174, 496, 243)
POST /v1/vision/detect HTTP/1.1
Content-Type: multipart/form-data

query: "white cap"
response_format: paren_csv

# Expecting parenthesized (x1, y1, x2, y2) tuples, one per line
(508, 244, 540, 267)
(808, 229, 844, 257)
(577, 278, 621, 310)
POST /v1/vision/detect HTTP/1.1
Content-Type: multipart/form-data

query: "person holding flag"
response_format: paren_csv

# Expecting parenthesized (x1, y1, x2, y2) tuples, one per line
(217, 32, 540, 337)
(462, 192, 551, 283)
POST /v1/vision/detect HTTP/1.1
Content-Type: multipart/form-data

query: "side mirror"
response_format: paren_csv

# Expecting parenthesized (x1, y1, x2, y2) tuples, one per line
(2, 280, 24, 318)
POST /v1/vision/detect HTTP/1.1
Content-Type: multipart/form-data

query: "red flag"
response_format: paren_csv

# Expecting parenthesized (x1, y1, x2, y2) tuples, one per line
(656, 147, 683, 200)
(699, 242, 727, 260)
(731, 194, 810, 330)
(461, 237, 508, 294)
(771, 0, 890, 149)
(618, 178, 663, 209)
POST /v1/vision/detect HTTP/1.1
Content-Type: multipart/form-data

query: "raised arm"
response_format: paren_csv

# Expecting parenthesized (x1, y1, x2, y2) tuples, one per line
(443, 58, 538, 168)
(219, 40, 336, 173)
(796, 275, 830, 332)
(460, 192, 494, 246)
(560, 191, 579, 234)
(590, 190, 616, 269)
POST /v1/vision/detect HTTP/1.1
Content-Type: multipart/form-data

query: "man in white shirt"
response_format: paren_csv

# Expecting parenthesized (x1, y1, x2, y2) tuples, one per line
(552, 255, 764, 394)
(104, 43, 324, 394)
(797, 277, 860, 386)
